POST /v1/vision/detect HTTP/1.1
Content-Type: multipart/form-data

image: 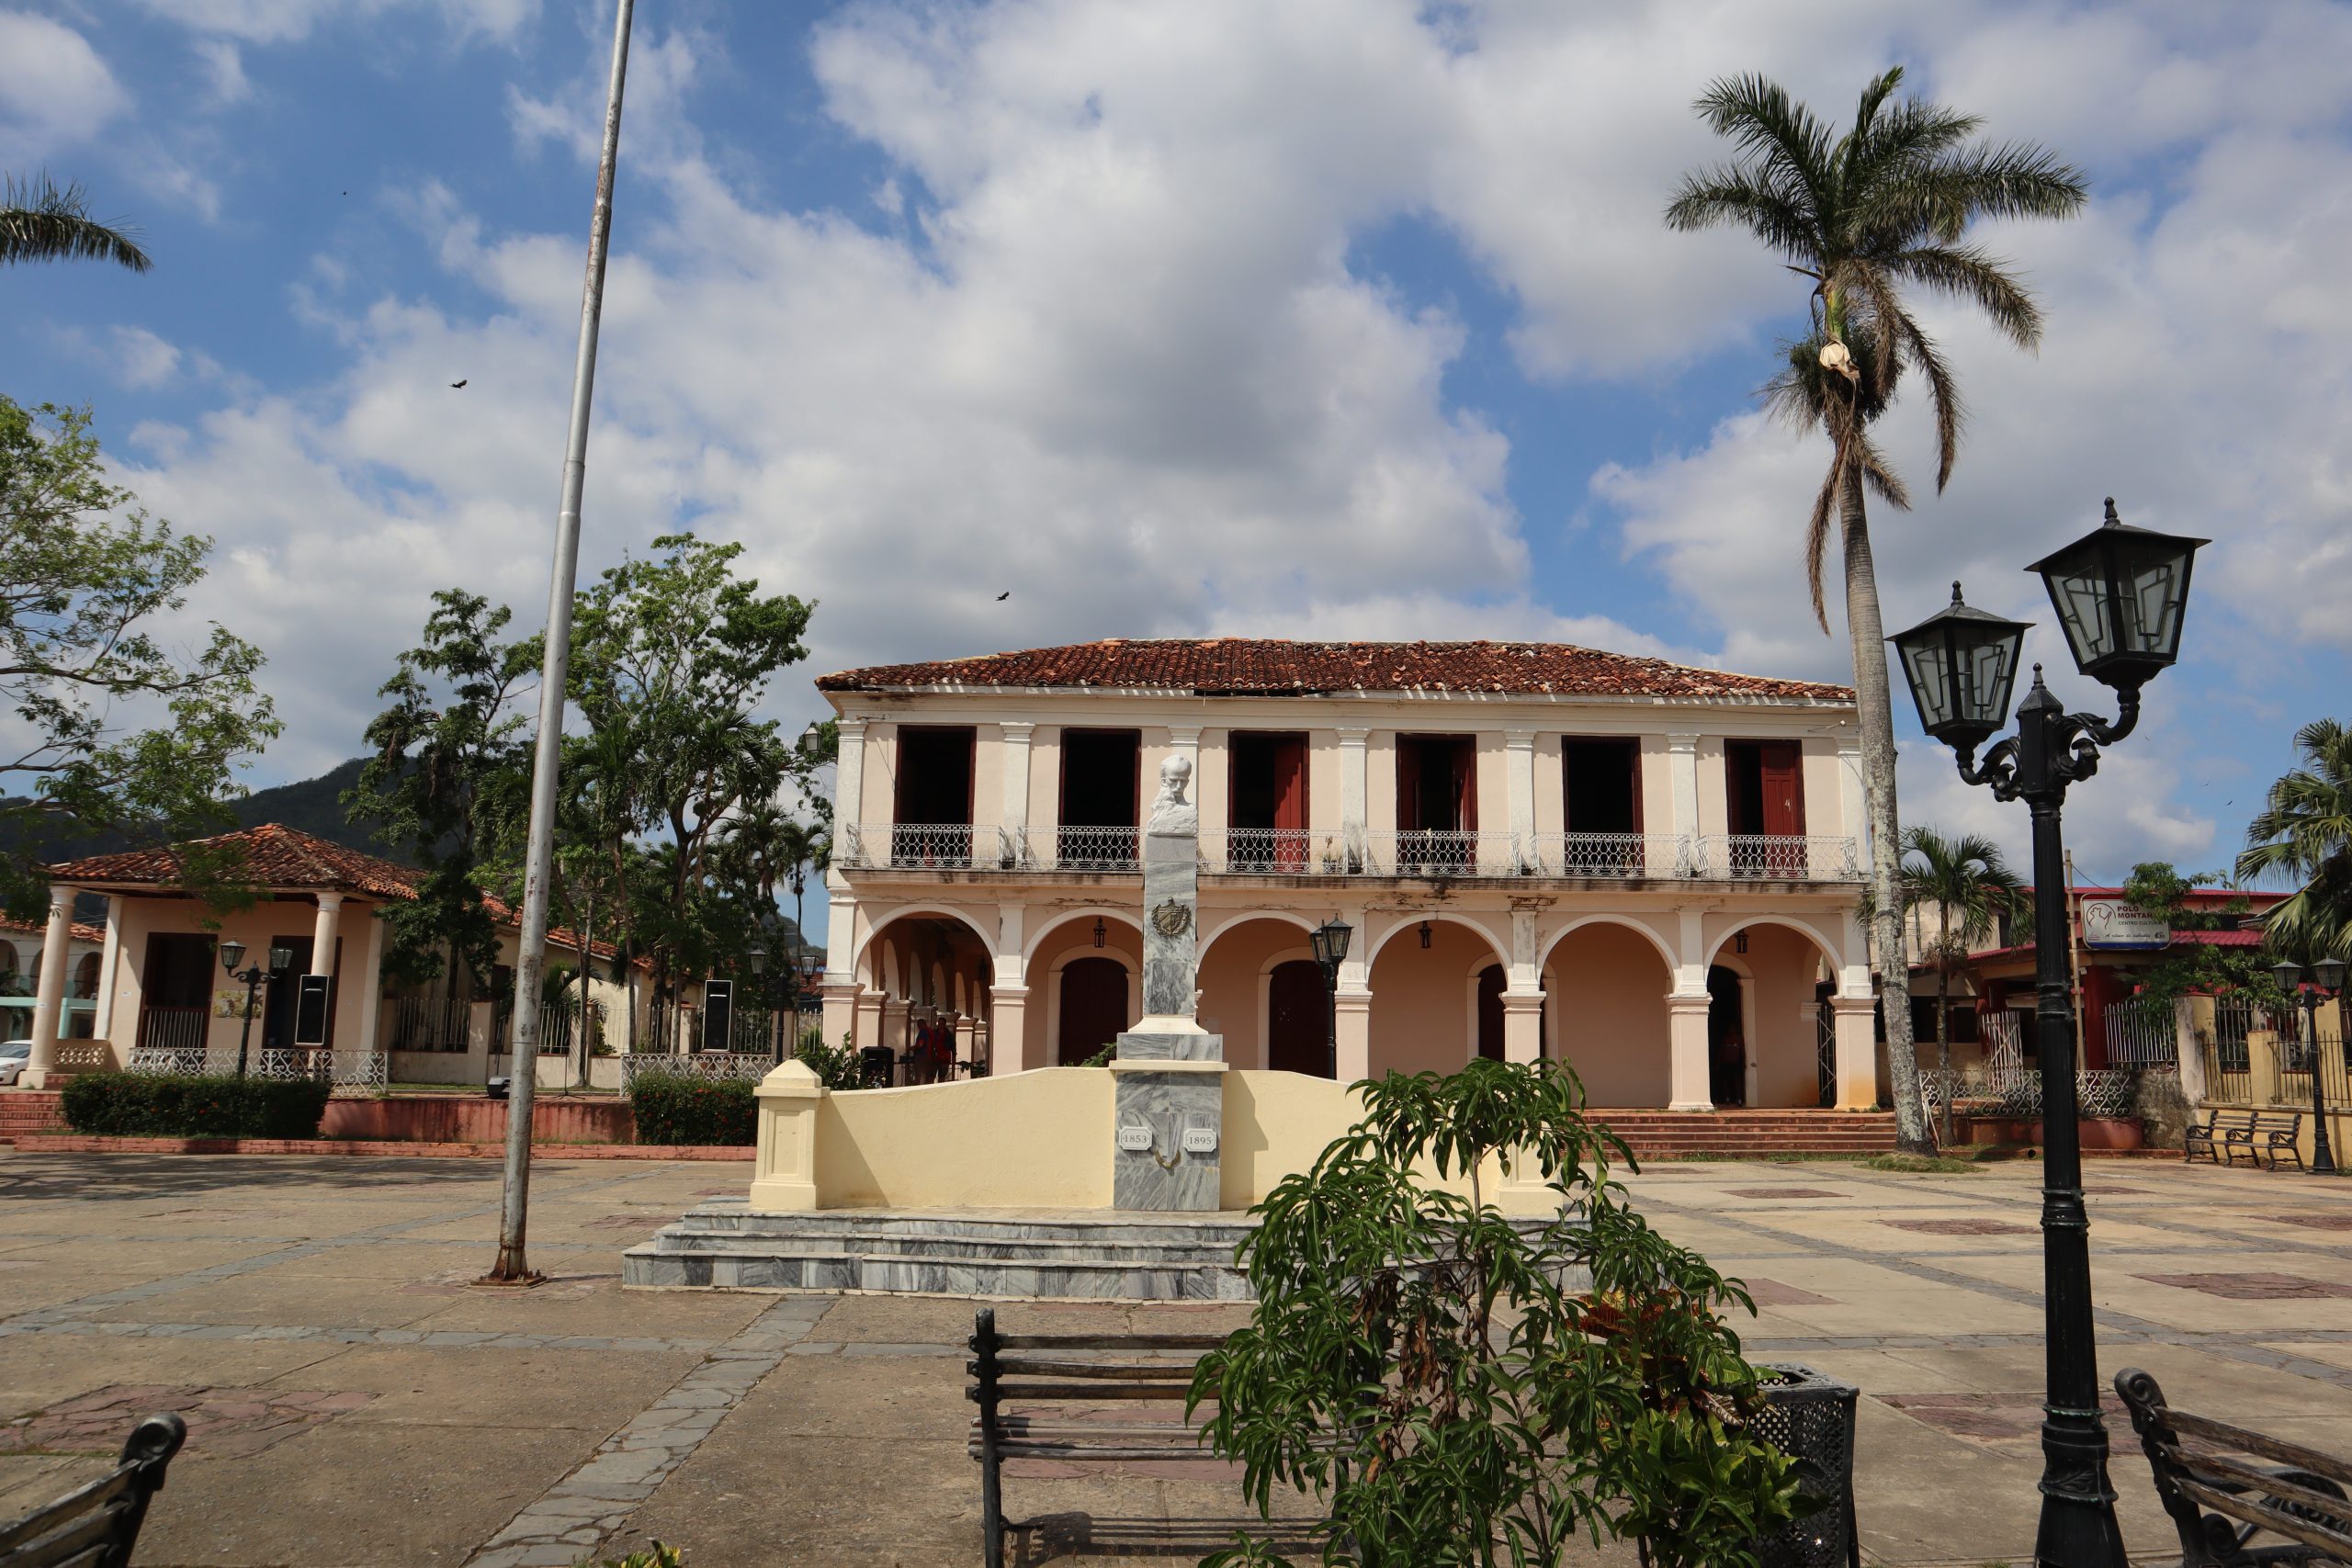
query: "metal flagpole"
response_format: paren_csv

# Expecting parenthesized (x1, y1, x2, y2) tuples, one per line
(484, 0, 635, 1284)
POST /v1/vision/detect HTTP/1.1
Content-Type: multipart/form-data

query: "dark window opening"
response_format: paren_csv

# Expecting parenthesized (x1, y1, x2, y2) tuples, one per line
(1229, 731, 1308, 870)
(1057, 728, 1140, 867)
(1724, 739, 1807, 875)
(1707, 964, 1747, 1106)
(1564, 738, 1642, 874)
(136, 932, 218, 1055)
(1396, 735, 1476, 872)
(1476, 964, 1506, 1061)
(892, 726, 976, 866)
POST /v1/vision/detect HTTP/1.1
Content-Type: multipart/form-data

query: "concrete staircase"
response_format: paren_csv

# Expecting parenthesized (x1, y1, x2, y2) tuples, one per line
(0, 1091, 66, 1145)
(625, 1201, 1262, 1300)
(1592, 1110, 1898, 1160)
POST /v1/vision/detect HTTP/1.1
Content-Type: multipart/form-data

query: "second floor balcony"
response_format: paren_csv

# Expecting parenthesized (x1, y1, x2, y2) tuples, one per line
(836, 822, 1862, 884)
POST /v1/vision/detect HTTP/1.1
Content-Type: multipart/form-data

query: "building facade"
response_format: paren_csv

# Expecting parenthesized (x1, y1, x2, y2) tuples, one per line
(815, 639, 1883, 1111)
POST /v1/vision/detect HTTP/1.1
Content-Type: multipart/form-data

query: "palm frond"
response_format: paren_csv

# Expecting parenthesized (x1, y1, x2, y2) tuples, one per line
(1853, 429, 1912, 512)
(1883, 243, 2043, 346)
(1887, 304, 1962, 491)
(1846, 96, 1984, 200)
(1804, 443, 1842, 634)
(1662, 166, 1816, 257)
(1, 173, 152, 272)
(1690, 74, 1833, 213)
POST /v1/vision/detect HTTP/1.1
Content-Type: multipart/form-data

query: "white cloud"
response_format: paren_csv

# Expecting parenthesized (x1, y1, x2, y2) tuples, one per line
(131, 0, 539, 46)
(0, 11, 130, 163)
(110, 324, 182, 387)
(193, 38, 250, 105)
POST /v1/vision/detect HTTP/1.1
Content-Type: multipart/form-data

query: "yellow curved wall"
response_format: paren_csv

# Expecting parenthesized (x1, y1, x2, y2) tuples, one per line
(814, 1066, 1114, 1208)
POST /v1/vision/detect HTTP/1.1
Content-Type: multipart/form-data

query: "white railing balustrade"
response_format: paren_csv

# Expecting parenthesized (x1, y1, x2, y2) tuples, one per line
(838, 822, 978, 871)
(254, 1047, 388, 1094)
(1515, 832, 1697, 879)
(1920, 1065, 2154, 1121)
(129, 1044, 237, 1076)
(1363, 829, 1494, 877)
(1209, 828, 1320, 874)
(1693, 835, 1863, 881)
(991, 825, 1143, 872)
(621, 1052, 774, 1084)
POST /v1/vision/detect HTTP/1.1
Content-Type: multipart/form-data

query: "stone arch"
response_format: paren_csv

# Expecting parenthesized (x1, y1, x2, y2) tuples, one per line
(1196, 913, 1318, 1070)
(1544, 919, 1676, 1106)
(1367, 914, 1508, 1077)
(1535, 913, 1679, 976)
(1197, 907, 1316, 949)
(1703, 916, 1841, 1110)
(1362, 909, 1511, 968)
(850, 902, 995, 982)
(1021, 907, 1144, 968)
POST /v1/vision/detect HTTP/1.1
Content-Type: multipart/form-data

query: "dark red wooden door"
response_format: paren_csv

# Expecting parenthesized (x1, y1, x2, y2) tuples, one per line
(1271, 737, 1307, 869)
(1453, 741, 1477, 833)
(1267, 960, 1329, 1076)
(1758, 742, 1805, 836)
(1057, 957, 1129, 1065)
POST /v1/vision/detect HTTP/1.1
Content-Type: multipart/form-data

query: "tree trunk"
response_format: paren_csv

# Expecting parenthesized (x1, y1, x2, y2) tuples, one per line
(1936, 943, 1953, 1150)
(1841, 471, 1930, 1153)
(575, 908, 594, 1090)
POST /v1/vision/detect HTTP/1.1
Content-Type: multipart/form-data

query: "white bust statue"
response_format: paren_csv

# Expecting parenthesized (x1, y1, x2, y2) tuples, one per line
(1148, 753, 1196, 836)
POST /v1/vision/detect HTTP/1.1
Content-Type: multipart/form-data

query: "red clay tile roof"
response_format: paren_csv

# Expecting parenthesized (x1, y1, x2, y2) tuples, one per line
(46, 823, 423, 898)
(816, 638, 1852, 703)
(45, 825, 628, 962)
(0, 917, 105, 944)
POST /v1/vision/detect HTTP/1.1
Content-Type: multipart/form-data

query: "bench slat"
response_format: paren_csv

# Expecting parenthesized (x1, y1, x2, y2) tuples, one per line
(992, 1381, 1203, 1402)
(2163, 1410, 2352, 1488)
(0, 1470, 135, 1555)
(994, 1359, 1207, 1381)
(2, 1501, 124, 1568)
(2173, 1449, 2352, 1526)
(993, 1334, 1231, 1351)
(2174, 1477, 2352, 1560)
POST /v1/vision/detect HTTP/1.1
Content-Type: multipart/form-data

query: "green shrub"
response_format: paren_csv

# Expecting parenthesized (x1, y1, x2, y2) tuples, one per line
(628, 1073, 755, 1146)
(59, 1073, 334, 1139)
(793, 1032, 863, 1090)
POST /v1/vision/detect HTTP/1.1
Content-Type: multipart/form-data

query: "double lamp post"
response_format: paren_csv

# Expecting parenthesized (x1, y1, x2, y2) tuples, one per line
(218, 940, 295, 1079)
(2269, 955, 2346, 1177)
(1890, 498, 2206, 1568)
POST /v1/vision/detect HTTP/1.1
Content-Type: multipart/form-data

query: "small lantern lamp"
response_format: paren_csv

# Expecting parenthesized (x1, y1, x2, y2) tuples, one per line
(1887, 582, 2032, 753)
(1310, 915, 1352, 977)
(218, 939, 247, 974)
(2025, 499, 2207, 693)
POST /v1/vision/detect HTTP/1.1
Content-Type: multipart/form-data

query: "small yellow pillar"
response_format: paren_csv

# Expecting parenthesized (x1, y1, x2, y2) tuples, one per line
(750, 1059, 826, 1213)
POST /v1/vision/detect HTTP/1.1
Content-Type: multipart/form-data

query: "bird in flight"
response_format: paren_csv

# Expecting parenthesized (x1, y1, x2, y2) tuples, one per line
(449, 378, 468, 389)
(996, 591, 1010, 601)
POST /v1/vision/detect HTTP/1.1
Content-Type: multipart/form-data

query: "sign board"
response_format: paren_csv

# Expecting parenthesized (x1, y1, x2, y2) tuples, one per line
(700, 979, 734, 1053)
(2081, 897, 2168, 951)
(293, 975, 333, 1047)
(1116, 1123, 1154, 1152)
(1180, 1126, 1217, 1154)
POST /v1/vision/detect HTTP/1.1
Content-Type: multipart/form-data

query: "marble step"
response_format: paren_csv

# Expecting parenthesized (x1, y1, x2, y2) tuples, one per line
(668, 1201, 1261, 1248)
(645, 1230, 1246, 1265)
(621, 1243, 1253, 1301)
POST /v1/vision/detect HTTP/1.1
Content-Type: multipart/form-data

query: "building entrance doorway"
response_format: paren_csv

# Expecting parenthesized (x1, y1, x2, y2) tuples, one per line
(1266, 959, 1328, 1076)
(1707, 964, 1747, 1107)
(1476, 964, 1506, 1061)
(1057, 956, 1129, 1065)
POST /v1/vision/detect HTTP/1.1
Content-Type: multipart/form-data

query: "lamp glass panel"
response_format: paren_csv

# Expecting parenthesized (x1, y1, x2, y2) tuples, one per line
(2114, 536, 2189, 660)
(1957, 628, 2022, 728)
(2272, 961, 2304, 992)
(2043, 553, 2115, 670)
(1898, 637, 1955, 732)
(219, 939, 246, 972)
(2315, 957, 2347, 990)
(269, 945, 295, 973)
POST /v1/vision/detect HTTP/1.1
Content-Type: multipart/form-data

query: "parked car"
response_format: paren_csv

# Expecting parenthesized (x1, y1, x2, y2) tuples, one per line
(0, 1039, 31, 1086)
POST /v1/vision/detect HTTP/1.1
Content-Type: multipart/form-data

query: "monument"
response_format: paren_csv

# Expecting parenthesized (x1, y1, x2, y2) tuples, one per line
(1109, 754, 1227, 1209)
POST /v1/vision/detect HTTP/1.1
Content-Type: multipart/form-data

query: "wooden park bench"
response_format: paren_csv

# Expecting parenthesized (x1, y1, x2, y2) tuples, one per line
(2186, 1107, 2306, 1170)
(966, 1307, 1275, 1568)
(2114, 1367, 2352, 1563)
(0, 1413, 186, 1568)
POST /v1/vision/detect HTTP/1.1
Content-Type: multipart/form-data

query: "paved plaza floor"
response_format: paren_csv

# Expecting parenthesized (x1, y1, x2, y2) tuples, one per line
(3, 1148, 2350, 1566)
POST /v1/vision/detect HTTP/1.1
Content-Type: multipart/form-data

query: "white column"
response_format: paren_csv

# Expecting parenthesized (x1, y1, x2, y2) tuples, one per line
(1001, 721, 1035, 862)
(1667, 731, 1701, 842)
(833, 716, 869, 858)
(1167, 724, 1202, 777)
(24, 886, 76, 1089)
(1832, 995, 1880, 1110)
(355, 904, 386, 1053)
(2173, 997, 2206, 1104)
(93, 895, 123, 1040)
(1338, 727, 1369, 869)
(1505, 728, 1536, 867)
(1501, 993, 1544, 1065)
(1668, 993, 1713, 1111)
(311, 892, 343, 975)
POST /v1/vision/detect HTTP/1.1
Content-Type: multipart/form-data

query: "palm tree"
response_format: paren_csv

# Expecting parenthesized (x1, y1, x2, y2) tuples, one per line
(3, 175, 151, 272)
(1894, 827, 2027, 1145)
(2238, 718, 2352, 964)
(1666, 67, 2086, 1152)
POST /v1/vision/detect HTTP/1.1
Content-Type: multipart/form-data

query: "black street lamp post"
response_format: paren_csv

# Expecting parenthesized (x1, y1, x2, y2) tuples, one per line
(1309, 915, 1351, 1082)
(218, 940, 296, 1079)
(2270, 956, 2345, 1177)
(1892, 498, 2205, 1568)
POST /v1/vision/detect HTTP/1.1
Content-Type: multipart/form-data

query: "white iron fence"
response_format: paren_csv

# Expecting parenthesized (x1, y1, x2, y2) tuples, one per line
(2101, 997, 2178, 1066)
(620, 1052, 773, 1085)
(1919, 1065, 2154, 1121)
(382, 997, 472, 1054)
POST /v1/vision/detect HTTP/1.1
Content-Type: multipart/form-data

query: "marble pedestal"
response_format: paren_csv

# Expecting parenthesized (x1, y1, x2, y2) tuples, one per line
(1112, 1022, 1227, 1211)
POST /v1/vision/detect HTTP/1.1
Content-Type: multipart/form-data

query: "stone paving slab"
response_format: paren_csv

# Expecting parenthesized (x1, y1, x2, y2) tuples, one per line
(5, 1147, 2351, 1564)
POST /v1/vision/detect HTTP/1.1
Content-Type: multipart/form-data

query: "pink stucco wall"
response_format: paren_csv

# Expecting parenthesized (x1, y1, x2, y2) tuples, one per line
(1545, 922, 1673, 1107)
(1368, 919, 1504, 1077)
(1196, 916, 1309, 1069)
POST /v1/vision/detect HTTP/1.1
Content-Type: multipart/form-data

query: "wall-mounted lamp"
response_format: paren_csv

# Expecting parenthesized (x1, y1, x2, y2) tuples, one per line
(1735, 931, 1749, 954)
(1092, 918, 1107, 949)
(1419, 920, 1432, 949)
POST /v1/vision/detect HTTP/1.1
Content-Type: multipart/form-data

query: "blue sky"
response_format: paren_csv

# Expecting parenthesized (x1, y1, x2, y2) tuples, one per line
(6, 0, 2349, 917)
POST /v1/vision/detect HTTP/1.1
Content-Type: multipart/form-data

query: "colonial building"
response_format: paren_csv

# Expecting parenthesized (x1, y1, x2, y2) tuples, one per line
(814, 638, 1883, 1111)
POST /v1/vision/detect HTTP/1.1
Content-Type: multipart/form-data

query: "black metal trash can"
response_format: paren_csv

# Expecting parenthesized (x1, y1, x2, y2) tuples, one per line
(1752, 1361, 1860, 1568)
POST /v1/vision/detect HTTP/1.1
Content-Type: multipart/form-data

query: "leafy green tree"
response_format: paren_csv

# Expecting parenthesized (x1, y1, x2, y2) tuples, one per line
(1891, 827, 2025, 1145)
(1665, 67, 2087, 1154)
(2115, 861, 2281, 1013)
(2237, 719, 2352, 965)
(569, 534, 816, 1040)
(3, 175, 150, 272)
(346, 590, 538, 989)
(0, 398, 277, 916)
(1197, 1060, 1804, 1568)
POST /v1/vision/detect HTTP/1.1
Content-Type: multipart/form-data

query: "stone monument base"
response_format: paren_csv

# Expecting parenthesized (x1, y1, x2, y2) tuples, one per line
(1111, 1023, 1227, 1211)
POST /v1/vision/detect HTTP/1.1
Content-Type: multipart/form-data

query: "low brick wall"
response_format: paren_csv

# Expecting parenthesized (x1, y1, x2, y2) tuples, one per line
(12, 1134, 750, 1160)
(321, 1094, 637, 1145)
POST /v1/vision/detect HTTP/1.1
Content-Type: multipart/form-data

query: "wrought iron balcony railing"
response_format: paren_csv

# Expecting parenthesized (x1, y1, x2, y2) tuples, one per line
(1691, 834, 1863, 881)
